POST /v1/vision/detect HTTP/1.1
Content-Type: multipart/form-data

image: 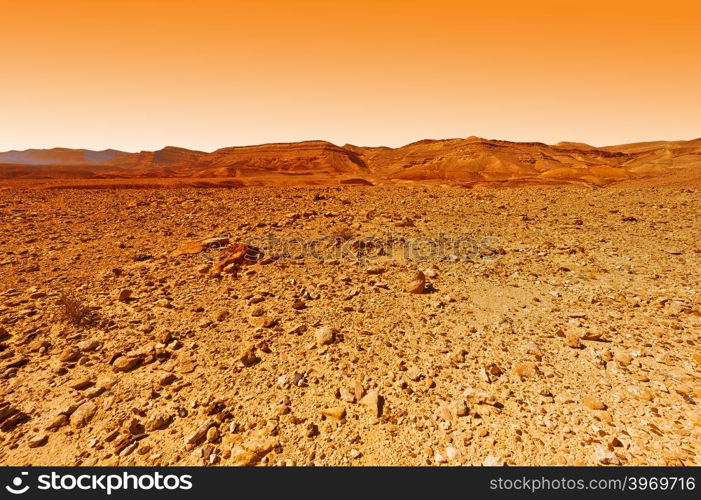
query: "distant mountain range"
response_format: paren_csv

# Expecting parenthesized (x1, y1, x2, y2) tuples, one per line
(1, 137, 700, 187)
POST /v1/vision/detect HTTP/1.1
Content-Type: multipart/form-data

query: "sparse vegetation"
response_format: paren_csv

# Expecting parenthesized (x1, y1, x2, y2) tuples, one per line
(58, 290, 96, 327)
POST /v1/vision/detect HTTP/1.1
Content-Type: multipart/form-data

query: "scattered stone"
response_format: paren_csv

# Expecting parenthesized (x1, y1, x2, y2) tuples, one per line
(321, 407, 346, 421)
(46, 414, 68, 430)
(250, 306, 265, 318)
(28, 433, 48, 448)
(483, 455, 505, 466)
(184, 419, 215, 446)
(582, 396, 607, 410)
(69, 377, 94, 390)
(406, 271, 426, 294)
(145, 413, 170, 431)
(359, 390, 381, 417)
(594, 444, 618, 465)
(614, 351, 632, 366)
(85, 387, 105, 399)
(565, 330, 582, 349)
(70, 401, 98, 428)
(315, 327, 336, 347)
(0, 404, 28, 432)
(206, 427, 220, 442)
(77, 340, 100, 352)
(0, 403, 19, 422)
(366, 266, 386, 275)
(406, 367, 422, 381)
(445, 446, 460, 461)
(513, 362, 539, 380)
(59, 347, 81, 363)
(113, 356, 141, 372)
(339, 387, 356, 403)
(127, 418, 145, 435)
(239, 345, 259, 367)
(0, 410, 29, 432)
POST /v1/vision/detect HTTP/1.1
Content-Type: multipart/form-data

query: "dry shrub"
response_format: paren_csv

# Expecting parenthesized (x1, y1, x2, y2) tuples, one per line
(58, 290, 97, 327)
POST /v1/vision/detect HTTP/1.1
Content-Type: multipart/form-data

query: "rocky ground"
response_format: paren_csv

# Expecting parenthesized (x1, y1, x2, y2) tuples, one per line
(0, 184, 699, 466)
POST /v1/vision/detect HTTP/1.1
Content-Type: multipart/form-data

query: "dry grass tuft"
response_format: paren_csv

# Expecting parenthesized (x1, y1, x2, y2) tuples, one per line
(58, 290, 97, 327)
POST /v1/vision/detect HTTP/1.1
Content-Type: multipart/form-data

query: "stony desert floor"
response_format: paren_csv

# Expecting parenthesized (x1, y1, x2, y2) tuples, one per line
(0, 184, 699, 466)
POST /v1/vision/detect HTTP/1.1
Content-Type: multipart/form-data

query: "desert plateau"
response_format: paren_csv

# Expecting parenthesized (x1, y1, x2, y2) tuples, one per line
(0, 137, 699, 466)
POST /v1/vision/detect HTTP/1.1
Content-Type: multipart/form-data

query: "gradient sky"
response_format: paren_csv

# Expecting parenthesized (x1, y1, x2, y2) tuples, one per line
(1, 0, 699, 152)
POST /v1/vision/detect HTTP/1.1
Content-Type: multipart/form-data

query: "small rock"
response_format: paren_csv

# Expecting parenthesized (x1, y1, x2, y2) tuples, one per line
(116, 289, 132, 302)
(59, 347, 81, 363)
(305, 423, 319, 438)
(445, 446, 460, 460)
(453, 402, 469, 417)
(614, 351, 632, 366)
(85, 387, 105, 399)
(159, 373, 177, 386)
(565, 330, 582, 349)
(184, 419, 215, 446)
(406, 367, 422, 381)
(250, 306, 265, 318)
(594, 444, 618, 464)
(145, 413, 170, 431)
(315, 327, 336, 347)
(359, 390, 381, 417)
(113, 356, 141, 372)
(513, 362, 539, 380)
(28, 433, 48, 448)
(239, 346, 259, 367)
(206, 427, 220, 442)
(320, 407, 346, 421)
(339, 387, 356, 403)
(483, 455, 505, 466)
(46, 413, 68, 430)
(69, 377, 94, 390)
(127, 418, 145, 435)
(77, 340, 100, 352)
(406, 271, 426, 294)
(582, 395, 607, 410)
(366, 266, 386, 275)
(70, 401, 98, 428)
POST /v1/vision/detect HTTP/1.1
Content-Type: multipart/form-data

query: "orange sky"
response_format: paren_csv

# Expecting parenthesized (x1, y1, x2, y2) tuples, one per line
(1, 0, 699, 152)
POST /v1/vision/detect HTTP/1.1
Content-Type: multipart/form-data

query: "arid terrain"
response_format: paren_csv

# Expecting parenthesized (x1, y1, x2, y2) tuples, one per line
(2, 137, 701, 189)
(0, 138, 700, 466)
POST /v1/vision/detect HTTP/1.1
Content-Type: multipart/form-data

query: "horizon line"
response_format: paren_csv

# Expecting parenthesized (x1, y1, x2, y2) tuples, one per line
(3, 135, 701, 155)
